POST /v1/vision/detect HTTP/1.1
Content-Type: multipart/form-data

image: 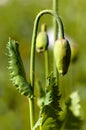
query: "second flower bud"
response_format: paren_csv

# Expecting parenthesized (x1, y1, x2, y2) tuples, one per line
(36, 24, 49, 53)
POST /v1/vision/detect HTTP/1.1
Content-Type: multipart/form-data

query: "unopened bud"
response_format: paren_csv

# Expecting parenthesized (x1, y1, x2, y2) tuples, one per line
(36, 24, 49, 53)
(54, 38, 71, 75)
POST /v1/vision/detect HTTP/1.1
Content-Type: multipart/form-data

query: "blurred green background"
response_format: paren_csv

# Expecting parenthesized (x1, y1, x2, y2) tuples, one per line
(0, 0, 86, 129)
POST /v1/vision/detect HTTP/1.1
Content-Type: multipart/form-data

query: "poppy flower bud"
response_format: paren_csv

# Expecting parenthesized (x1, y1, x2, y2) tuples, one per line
(36, 24, 49, 53)
(54, 38, 71, 75)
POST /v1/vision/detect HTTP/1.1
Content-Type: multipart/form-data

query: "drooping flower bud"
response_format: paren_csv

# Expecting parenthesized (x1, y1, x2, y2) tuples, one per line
(54, 38, 71, 75)
(36, 24, 49, 53)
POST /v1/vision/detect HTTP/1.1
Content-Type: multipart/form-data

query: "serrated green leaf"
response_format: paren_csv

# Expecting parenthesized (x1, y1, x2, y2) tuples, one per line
(34, 75, 83, 130)
(37, 81, 45, 107)
(34, 73, 62, 130)
(7, 38, 33, 98)
(44, 73, 61, 111)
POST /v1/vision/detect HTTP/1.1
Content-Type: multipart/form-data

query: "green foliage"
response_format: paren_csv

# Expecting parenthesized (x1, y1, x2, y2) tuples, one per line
(37, 81, 45, 107)
(39, 74, 61, 129)
(7, 38, 33, 98)
(33, 73, 61, 130)
(33, 74, 82, 130)
(44, 73, 61, 110)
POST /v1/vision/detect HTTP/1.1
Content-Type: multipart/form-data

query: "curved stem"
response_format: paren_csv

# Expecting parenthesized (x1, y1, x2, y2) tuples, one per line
(30, 9, 64, 129)
(30, 9, 64, 88)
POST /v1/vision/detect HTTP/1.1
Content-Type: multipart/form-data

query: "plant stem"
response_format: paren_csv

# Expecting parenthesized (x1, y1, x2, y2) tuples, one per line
(53, 0, 59, 13)
(53, 0, 58, 40)
(30, 9, 64, 129)
(28, 98, 34, 130)
(53, 0, 59, 85)
(45, 50, 49, 86)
